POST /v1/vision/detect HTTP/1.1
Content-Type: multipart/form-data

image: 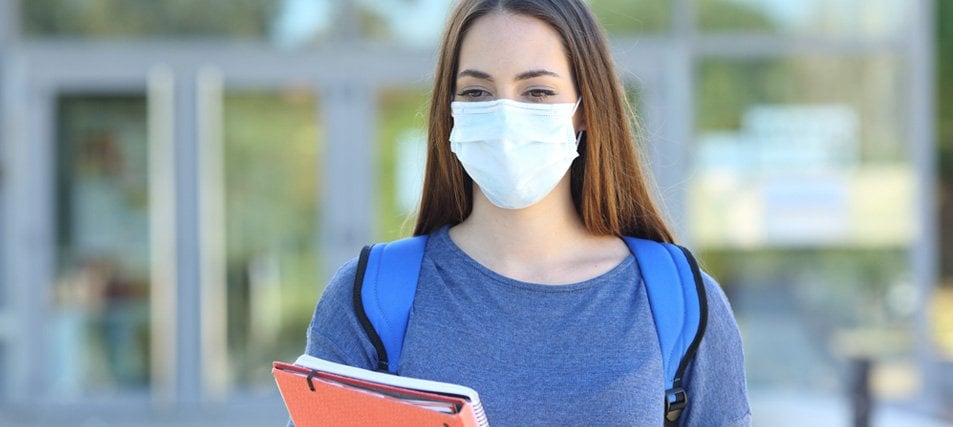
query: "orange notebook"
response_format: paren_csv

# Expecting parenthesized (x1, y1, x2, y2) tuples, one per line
(274, 355, 488, 427)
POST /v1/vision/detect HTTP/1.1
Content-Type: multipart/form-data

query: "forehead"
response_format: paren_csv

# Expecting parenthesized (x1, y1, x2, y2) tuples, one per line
(457, 11, 572, 78)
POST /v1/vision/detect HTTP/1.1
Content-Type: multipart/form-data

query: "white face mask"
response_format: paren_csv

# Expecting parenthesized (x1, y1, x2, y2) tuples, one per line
(449, 98, 581, 210)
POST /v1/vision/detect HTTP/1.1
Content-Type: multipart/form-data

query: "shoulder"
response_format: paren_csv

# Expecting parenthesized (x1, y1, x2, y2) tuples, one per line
(310, 256, 360, 320)
(323, 256, 360, 302)
(698, 271, 747, 368)
(700, 271, 738, 329)
(695, 271, 747, 381)
(680, 270, 752, 426)
(304, 234, 441, 370)
(304, 256, 378, 369)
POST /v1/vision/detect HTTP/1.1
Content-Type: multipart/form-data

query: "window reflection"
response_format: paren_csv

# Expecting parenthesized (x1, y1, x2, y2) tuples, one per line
(53, 95, 151, 395)
(221, 90, 321, 388)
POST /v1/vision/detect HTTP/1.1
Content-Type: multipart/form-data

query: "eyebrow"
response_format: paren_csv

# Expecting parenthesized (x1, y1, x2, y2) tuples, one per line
(457, 69, 493, 81)
(515, 69, 561, 80)
(456, 69, 561, 82)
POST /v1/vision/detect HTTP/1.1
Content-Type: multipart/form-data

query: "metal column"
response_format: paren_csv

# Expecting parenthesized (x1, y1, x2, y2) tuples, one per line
(909, 0, 939, 414)
(320, 81, 377, 275)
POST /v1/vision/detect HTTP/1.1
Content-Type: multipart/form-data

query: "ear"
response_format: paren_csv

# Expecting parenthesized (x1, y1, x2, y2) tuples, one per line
(573, 107, 586, 132)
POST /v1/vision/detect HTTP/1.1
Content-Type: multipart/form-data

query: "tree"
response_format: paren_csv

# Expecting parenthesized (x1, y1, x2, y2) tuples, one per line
(939, 0, 953, 280)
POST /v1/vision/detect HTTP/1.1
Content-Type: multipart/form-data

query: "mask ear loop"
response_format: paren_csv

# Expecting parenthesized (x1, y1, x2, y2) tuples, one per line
(573, 97, 584, 147)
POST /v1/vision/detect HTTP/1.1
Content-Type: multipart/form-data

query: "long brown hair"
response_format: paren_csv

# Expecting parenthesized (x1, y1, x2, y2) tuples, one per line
(413, 0, 674, 243)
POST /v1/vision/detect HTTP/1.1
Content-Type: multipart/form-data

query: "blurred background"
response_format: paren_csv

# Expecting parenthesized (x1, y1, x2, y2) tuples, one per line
(0, 0, 949, 425)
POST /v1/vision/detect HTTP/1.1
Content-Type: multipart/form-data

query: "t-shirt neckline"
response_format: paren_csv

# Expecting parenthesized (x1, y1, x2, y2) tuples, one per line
(431, 224, 636, 293)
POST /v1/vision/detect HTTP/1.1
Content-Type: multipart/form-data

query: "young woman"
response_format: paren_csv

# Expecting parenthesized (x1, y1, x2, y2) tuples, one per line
(303, 0, 750, 425)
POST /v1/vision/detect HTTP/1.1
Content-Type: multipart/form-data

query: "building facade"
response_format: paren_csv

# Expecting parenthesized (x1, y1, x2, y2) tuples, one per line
(0, 0, 943, 425)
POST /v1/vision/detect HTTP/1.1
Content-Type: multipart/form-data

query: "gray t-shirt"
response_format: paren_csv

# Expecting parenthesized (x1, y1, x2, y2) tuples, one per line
(304, 226, 751, 426)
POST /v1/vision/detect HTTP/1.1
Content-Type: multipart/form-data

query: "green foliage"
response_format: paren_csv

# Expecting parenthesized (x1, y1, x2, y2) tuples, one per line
(937, 0, 953, 280)
(697, 56, 905, 163)
(702, 246, 911, 330)
(697, 0, 774, 31)
(21, 0, 280, 38)
(938, 0, 953, 184)
(697, 59, 793, 131)
(222, 92, 322, 383)
(588, 0, 669, 34)
(375, 89, 430, 241)
(359, 7, 390, 41)
(223, 92, 319, 263)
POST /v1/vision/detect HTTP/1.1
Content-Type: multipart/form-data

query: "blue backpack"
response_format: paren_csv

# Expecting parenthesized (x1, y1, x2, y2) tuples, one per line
(351, 235, 708, 425)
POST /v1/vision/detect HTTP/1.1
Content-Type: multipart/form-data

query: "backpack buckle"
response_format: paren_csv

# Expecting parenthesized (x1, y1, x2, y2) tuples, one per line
(665, 386, 688, 422)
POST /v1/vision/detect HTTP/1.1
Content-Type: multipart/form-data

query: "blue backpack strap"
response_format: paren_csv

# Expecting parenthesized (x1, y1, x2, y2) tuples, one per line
(352, 235, 429, 374)
(623, 237, 708, 425)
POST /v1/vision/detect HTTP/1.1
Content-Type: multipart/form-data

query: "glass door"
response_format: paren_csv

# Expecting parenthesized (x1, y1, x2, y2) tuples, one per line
(37, 66, 179, 402)
(184, 67, 331, 401)
(12, 63, 329, 422)
(212, 84, 324, 392)
(5, 63, 179, 407)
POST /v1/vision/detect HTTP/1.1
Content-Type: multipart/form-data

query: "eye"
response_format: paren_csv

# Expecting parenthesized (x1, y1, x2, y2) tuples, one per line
(456, 88, 491, 101)
(525, 88, 557, 102)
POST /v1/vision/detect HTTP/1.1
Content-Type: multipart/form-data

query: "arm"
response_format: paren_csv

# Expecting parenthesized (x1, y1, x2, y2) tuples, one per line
(680, 273, 751, 426)
(286, 257, 379, 427)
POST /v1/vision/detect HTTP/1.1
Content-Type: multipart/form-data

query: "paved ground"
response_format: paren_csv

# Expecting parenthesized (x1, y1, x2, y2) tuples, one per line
(749, 389, 951, 427)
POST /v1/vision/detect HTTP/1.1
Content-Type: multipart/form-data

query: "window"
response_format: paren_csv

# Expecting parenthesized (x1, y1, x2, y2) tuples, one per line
(53, 95, 151, 396)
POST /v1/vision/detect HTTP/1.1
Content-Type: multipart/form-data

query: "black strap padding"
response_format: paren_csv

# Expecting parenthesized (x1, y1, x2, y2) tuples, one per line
(663, 245, 710, 426)
(352, 244, 390, 372)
